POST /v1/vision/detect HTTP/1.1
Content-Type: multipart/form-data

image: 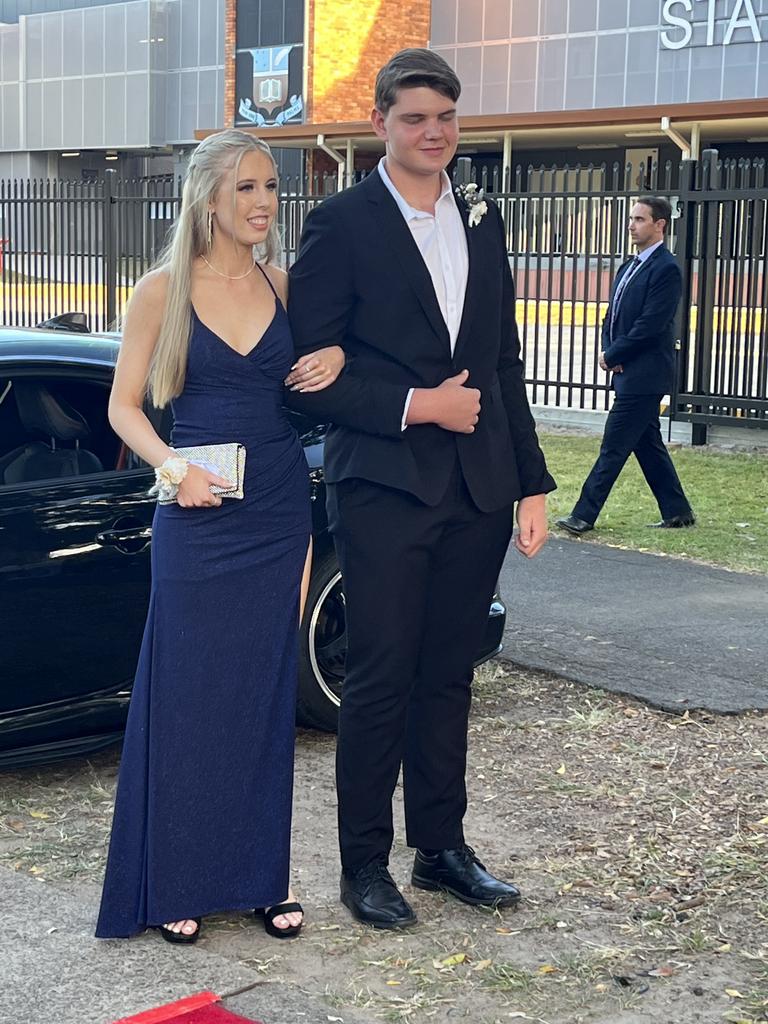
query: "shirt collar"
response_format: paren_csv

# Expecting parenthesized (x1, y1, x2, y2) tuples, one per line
(377, 158, 453, 221)
(635, 240, 664, 263)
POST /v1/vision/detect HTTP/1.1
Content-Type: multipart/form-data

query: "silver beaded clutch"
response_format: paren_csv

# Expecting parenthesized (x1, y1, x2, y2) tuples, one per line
(157, 442, 246, 504)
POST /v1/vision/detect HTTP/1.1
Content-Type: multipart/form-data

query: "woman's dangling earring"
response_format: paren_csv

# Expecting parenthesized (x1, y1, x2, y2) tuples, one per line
(207, 210, 213, 250)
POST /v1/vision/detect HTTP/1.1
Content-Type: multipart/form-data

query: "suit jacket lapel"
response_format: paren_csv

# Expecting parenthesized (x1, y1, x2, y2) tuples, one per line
(364, 173, 450, 348)
(451, 191, 480, 366)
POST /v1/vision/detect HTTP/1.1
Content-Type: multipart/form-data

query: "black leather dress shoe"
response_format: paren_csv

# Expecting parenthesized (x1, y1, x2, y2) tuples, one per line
(649, 512, 696, 528)
(341, 862, 417, 929)
(555, 514, 594, 536)
(412, 845, 521, 907)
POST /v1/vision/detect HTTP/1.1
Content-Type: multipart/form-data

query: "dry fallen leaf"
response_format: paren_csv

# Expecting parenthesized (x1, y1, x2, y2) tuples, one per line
(29, 811, 50, 820)
(725, 988, 745, 999)
(538, 964, 558, 974)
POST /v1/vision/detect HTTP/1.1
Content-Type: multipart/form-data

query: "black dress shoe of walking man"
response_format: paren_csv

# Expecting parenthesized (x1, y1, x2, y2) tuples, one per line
(648, 512, 696, 528)
(412, 845, 521, 907)
(341, 861, 417, 929)
(555, 514, 594, 536)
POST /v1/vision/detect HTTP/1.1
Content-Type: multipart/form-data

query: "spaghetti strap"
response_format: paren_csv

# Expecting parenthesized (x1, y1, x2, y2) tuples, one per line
(255, 262, 280, 301)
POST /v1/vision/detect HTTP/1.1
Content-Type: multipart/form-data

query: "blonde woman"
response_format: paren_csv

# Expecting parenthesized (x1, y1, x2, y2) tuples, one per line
(95, 130, 343, 944)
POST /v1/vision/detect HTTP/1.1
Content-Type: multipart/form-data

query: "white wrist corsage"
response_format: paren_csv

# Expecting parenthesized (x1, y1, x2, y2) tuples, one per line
(149, 452, 188, 502)
(456, 182, 488, 227)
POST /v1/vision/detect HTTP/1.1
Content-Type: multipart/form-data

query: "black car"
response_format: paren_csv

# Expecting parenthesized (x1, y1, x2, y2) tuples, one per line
(0, 323, 506, 769)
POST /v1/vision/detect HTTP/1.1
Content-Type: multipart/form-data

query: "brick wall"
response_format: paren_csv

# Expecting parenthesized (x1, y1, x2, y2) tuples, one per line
(224, 0, 237, 128)
(307, 0, 430, 124)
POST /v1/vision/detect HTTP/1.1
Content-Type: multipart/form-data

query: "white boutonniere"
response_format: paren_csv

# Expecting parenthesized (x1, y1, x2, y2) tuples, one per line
(455, 182, 488, 227)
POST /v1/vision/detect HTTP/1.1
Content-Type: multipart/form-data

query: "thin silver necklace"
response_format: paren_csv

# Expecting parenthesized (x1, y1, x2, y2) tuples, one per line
(202, 254, 257, 280)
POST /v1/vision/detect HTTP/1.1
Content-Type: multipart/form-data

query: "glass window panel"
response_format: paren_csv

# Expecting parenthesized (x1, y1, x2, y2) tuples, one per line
(125, 3, 148, 72)
(83, 6, 104, 74)
(197, 67, 217, 134)
(431, 0, 457, 46)
(541, 0, 568, 35)
(150, 71, 166, 143)
(42, 79, 62, 148)
(484, 0, 511, 41)
(598, 0, 628, 31)
(61, 77, 83, 144)
(199, 0, 218, 65)
(180, 0, 199, 68)
(625, 29, 657, 73)
(5, 84, 20, 148)
(42, 12, 62, 79)
(511, 0, 538, 37)
(125, 73, 147, 144)
(509, 41, 537, 82)
(567, 35, 596, 79)
(1, 28, 20, 81)
(165, 70, 180, 142)
(178, 68, 197, 141)
(82, 74, 104, 147)
(569, 0, 598, 33)
(628, 0, 662, 28)
(597, 32, 626, 75)
(61, 10, 83, 78)
(104, 3, 126, 73)
(456, 45, 481, 87)
(26, 80, 42, 148)
(166, 1, 180, 70)
(457, 0, 482, 43)
(26, 16, 43, 79)
(104, 74, 126, 145)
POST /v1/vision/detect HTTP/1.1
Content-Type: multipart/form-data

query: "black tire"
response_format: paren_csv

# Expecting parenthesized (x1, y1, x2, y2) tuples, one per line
(297, 546, 345, 732)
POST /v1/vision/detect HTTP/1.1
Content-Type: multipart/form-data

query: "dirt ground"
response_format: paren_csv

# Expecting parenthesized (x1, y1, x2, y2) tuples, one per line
(1, 661, 767, 1024)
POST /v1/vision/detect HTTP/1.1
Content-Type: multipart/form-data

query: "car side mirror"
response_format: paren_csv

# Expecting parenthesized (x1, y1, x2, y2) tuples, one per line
(37, 312, 90, 333)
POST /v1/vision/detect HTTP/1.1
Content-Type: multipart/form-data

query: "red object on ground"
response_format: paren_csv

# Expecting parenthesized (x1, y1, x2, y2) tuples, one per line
(113, 992, 263, 1024)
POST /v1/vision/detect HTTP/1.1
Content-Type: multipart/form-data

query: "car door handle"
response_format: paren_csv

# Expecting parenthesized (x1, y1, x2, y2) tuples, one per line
(96, 526, 152, 547)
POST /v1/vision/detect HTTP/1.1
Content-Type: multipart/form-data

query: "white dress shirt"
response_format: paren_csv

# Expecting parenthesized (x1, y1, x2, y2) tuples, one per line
(377, 158, 469, 428)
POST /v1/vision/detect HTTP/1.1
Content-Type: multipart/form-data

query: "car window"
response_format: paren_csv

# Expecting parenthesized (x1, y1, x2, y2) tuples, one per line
(0, 376, 129, 486)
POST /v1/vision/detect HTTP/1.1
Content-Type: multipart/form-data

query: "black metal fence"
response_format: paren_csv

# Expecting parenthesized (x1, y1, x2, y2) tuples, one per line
(1, 153, 766, 436)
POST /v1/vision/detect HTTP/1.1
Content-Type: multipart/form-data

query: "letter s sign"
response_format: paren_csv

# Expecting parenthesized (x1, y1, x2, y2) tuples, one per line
(661, 0, 694, 50)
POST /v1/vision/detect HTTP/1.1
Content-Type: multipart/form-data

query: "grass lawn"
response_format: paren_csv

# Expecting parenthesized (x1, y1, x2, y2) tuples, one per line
(540, 431, 768, 574)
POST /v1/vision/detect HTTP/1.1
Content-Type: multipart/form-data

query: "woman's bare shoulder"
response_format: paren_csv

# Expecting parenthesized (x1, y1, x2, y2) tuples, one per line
(132, 267, 171, 308)
(262, 263, 288, 303)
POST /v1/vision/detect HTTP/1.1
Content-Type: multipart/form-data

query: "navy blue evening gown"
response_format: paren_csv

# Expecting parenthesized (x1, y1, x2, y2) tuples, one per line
(96, 268, 310, 937)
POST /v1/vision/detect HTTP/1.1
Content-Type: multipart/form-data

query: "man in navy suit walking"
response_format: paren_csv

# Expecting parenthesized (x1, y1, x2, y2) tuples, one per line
(557, 196, 694, 535)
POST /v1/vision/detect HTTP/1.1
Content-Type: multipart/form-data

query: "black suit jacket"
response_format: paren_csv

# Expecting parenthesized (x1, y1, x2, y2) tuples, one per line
(602, 245, 682, 396)
(286, 171, 555, 512)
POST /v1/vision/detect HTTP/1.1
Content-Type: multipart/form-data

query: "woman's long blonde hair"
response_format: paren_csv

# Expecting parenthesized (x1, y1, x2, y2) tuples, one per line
(146, 129, 282, 408)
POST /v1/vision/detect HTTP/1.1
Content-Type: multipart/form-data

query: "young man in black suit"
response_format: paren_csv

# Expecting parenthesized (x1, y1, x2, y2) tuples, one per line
(287, 49, 555, 929)
(557, 196, 695, 536)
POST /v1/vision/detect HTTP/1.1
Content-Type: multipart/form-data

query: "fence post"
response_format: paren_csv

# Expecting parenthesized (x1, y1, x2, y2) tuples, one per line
(103, 169, 117, 330)
(454, 157, 472, 186)
(672, 158, 696, 439)
(690, 150, 720, 445)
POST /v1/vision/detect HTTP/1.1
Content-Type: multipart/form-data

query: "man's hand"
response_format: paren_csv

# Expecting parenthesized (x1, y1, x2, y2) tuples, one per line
(599, 352, 623, 374)
(514, 493, 548, 558)
(406, 370, 481, 433)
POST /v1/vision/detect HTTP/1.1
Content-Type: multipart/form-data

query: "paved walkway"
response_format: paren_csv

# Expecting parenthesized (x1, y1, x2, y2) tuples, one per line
(499, 536, 768, 712)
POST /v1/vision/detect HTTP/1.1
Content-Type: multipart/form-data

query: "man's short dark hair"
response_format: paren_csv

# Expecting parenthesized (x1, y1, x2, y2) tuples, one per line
(637, 195, 672, 233)
(375, 49, 461, 115)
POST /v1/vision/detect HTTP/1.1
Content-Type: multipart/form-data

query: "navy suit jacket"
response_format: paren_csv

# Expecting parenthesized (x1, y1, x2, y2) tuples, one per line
(285, 170, 555, 512)
(602, 245, 682, 395)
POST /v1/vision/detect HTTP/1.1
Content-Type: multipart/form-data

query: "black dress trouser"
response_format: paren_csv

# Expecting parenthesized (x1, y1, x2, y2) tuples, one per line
(572, 392, 692, 525)
(326, 464, 515, 872)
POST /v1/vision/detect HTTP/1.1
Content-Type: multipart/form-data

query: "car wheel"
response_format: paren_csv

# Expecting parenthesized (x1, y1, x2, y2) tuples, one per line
(297, 547, 345, 732)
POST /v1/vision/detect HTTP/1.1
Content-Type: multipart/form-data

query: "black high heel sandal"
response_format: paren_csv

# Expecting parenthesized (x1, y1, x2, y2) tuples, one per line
(254, 901, 303, 939)
(153, 917, 202, 945)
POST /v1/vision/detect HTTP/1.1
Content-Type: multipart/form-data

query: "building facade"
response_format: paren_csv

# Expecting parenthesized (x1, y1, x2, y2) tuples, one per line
(0, 0, 225, 179)
(1, 1, 767, 183)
